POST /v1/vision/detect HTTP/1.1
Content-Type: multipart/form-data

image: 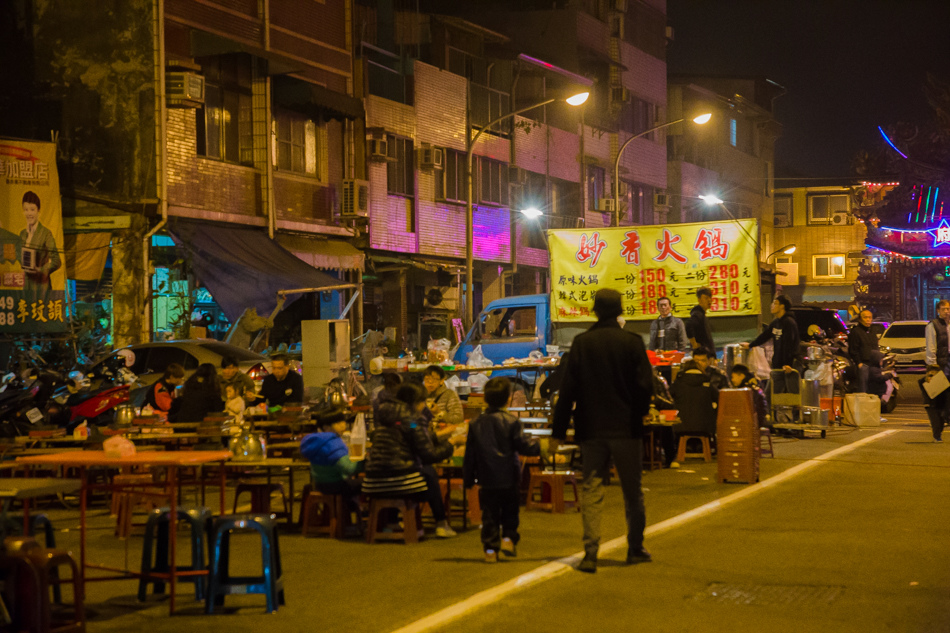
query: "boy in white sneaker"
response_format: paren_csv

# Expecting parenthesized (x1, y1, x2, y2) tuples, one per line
(463, 378, 540, 562)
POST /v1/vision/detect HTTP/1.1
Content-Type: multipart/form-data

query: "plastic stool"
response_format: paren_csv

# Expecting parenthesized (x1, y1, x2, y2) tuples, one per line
(233, 482, 290, 521)
(365, 498, 423, 544)
(525, 470, 580, 513)
(760, 427, 774, 458)
(300, 490, 346, 539)
(676, 435, 713, 462)
(206, 514, 284, 614)
(138, 507, 211, 602)
(0, 537, 84, 633)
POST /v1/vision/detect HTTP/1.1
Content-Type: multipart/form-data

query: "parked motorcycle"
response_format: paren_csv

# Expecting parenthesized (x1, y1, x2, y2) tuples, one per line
(47, 354, 138, 431)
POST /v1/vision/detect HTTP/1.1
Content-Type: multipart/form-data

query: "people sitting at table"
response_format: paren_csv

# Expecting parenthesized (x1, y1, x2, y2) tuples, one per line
(168, 363, 224, 423)
(224, 383, 246, 421)
(260, 354, 303, 408)
(219, 355, 259, 404)
(362, 382, 465, 538)
(669, 359, 719, 466)
(463, 377, 540, 562)
(300, 407, 365, 524)
(372, 372, 402, 423)
(422, 365, 463, 427)
(145, 363, 184, 414)
(729, 363, 770, 428)
(650, 367, 678, 468)
(690, 348, 727, 394)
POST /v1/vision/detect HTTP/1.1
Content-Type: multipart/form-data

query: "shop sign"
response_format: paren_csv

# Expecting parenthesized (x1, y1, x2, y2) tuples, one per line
(548, 219, 761, 321)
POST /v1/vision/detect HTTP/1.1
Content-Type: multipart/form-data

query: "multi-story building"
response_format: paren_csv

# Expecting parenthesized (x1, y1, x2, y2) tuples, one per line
(356, 0, 670, 346)
(1, 0, 365, 347)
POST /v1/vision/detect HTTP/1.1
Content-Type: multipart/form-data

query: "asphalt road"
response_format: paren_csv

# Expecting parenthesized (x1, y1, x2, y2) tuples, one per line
(14, 400, 948, 633)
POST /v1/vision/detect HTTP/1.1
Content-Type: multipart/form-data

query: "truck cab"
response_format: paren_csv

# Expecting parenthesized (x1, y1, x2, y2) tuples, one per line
(453, 294, 551, 367)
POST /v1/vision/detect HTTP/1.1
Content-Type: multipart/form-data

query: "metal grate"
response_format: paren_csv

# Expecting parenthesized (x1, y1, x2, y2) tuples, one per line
(695, 583, 844, 606)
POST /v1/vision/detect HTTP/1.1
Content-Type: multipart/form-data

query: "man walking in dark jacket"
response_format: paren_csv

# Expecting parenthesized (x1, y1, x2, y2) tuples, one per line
(685, 287, 716, 356)
(847, 309, 879, 393)
(463, 378, 540, 562)
(551, 289, 655, 573)
(744, 294, 801, 402)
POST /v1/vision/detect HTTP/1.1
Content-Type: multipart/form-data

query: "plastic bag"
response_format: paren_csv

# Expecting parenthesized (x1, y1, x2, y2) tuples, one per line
(748, 345, 772, 381)
(467, 345, 493, 367)
(428, 338, 451, 352)
(528, 350, 543, 361)
(444, 375, 462, 392)
(103, 435, 136, 458)
(468, 372, 489, 391)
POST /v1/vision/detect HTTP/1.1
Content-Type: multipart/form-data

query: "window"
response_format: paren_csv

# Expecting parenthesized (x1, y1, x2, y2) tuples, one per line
(808, 194, 849, 224)
(587, 166, 605, 210)
(386, 135, 414, 197)
(814, 254, 846, 278)
(623, 181, 653, 224)
(729, 118, 737, 147)
(477, 157, 508, 206)
(479, 306, 537, 341)
(435, 149, 465, 203)
(774, 195, 792, 227)
(621, 96, 656, 138)
(274, 111, 317, 176)
(196, 55, 253, 164)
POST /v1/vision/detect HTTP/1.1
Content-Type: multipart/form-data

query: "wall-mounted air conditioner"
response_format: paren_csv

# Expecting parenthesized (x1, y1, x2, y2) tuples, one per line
(598, 198, 616, 212)
(775, 262, 799, 285)
(831, 211, 850, 225)
(341, 179, 370, 218)
(654, 192, 670, 207)
(166, 72, 205, 107)
(367, 138, 389, 162)
(416, 146, 443, 170)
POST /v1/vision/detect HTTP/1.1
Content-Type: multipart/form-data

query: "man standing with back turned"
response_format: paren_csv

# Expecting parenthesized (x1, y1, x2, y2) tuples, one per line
(551, 289, 655, 573)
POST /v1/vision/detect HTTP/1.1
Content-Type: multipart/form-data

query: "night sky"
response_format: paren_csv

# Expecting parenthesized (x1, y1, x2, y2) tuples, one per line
(666, 0, 950, 180)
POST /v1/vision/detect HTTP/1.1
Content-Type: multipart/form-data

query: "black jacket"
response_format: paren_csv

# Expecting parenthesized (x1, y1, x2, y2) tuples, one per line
(260, 371, 304, 406)
(685, 305, 715, 355)
(168, 388, 223, 423)
(364, 401, 453, 477)
(463, 408, 540, 490)
(670, 369, 718, 436)
(750, 313, 801, 369)
(552, 319, 654, 441)
(847, 323, 880, 366)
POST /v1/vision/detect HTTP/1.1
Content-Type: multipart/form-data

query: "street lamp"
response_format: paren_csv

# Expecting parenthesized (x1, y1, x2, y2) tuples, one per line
(766, 244, 797, 261)
(520, 207, 543, 219)
(612, 113, 712, 227)
(698, 194, 760, 252)
(465, 91, 590, 325)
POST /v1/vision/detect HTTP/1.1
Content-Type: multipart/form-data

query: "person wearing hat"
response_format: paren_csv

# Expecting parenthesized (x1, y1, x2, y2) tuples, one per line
(300, 408, 364, 504)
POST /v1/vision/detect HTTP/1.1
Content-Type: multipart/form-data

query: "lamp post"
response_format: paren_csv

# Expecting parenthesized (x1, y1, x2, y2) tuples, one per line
(612, 113, 711, 227)
(766, 244, 797, 261)
(698, 194, 760, 254)
(465, 91, 589, 326)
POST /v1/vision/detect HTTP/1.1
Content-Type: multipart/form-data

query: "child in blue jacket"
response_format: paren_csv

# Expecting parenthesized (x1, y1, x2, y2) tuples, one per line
(300, 408, 364, 503)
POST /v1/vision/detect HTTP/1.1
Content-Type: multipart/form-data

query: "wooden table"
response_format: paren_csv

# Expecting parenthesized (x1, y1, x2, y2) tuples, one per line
(16, 450, 231, 615)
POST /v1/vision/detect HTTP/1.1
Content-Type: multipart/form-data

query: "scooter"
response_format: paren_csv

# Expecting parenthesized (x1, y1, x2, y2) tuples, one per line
(47, 355, 138, 432)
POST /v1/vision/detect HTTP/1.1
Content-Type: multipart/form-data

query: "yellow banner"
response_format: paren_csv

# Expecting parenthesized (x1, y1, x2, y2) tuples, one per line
(0, 139, 67, 332)
(549, 220, 761, 321)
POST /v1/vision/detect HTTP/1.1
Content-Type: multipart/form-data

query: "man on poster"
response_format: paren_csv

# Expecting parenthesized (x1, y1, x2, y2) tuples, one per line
(19, 190, 61, 304)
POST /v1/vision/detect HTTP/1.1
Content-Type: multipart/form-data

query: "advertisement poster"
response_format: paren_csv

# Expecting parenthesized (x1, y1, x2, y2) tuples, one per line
(0, 139, 67, 333)
(548, 219, 761, 322)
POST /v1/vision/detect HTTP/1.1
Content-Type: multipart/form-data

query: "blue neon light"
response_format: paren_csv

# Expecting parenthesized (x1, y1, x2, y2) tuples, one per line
(878, 126, 909, 159)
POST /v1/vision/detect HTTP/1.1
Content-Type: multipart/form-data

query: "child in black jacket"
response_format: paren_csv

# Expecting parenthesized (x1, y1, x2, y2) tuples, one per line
(463, 377, 540, 562)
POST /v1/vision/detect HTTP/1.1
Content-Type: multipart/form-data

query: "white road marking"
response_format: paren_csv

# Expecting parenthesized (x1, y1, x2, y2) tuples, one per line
(388, 429, 898, 633)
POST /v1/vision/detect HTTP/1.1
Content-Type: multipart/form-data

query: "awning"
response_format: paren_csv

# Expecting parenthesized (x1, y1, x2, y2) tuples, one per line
(64, 232, 111, 281)
(272, 75, 364, 121)
(191, 30, 304, 76)
(276, 234, 364, 272)
(801, 284, 854, 308)
(167, 221, 345, 322)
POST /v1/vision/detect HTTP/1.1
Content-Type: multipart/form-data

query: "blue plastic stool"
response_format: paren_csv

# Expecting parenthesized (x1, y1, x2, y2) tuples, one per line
(206, 514, 284, 614)
(138, 506, 211, 602)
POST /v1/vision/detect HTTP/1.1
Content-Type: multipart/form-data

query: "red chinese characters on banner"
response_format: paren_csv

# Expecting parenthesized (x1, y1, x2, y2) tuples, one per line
(575, 232, 607, 268)
(652, 228, 688, 264)
(693, 228, 730, 261)
(619, 230, 641, 265)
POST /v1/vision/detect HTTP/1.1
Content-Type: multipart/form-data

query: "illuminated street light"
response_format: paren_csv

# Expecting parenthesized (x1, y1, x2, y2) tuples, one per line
(466, 90, 590, 325)
(613, 113, 712, 226)
(699, 194, 759, 252)
(766, 244, 797, 261)
(520, 207, 543, 219)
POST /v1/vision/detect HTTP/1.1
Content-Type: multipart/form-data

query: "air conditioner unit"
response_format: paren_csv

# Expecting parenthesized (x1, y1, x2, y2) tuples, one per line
(611, 87, 629, 104)
(831, 211, 850, 225)
(367, 138, 389, 162)
(423, 286, 458, 311)
(598, 198, 616, 213)
(775, 262, 799, 285)
(417, 146, 444, 170)
(341, 179, 370, 218)
(653, 192, 670, 207)
(165, 72, 205, 107)
(508, 166, 528, 185)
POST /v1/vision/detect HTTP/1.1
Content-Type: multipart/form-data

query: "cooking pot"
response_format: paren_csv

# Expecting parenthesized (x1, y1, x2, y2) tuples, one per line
(114, 404, 135, 427)
(229, 426, 266, 461)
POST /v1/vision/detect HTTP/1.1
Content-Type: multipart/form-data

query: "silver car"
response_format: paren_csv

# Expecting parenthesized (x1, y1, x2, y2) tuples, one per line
(879, 321, 927, 368)
(94, 340, 270, 387)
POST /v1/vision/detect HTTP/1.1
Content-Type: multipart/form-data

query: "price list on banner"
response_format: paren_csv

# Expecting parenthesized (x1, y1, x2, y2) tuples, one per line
(548, 220, 761, 322)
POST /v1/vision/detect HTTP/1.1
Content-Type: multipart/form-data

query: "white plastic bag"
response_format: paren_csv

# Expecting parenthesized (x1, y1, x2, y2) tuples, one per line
(444, 375, 462, 392)
(748, 345, 771, 381)
(349, 413, 366, 459)
(103, 435, 136, 458)
(467, 345, 493, 367)
(468, 372, 489, 391)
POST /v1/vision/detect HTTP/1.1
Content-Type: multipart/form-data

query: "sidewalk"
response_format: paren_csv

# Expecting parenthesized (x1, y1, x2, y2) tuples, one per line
(22, 403, 946, 633)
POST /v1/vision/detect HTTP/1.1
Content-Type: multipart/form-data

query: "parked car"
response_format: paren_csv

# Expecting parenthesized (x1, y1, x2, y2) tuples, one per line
(879, 321, 927, 368)
(789, 306, 849, 342)
(92, 340, 270, 388)
(870, 321, 890, 340)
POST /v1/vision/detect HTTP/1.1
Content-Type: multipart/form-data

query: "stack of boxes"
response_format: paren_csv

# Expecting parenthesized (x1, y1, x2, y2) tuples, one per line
(716, 388, 760, 484)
